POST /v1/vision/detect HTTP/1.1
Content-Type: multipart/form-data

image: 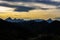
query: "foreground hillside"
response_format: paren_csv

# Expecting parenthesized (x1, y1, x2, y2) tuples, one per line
(0, 19, 60, 40)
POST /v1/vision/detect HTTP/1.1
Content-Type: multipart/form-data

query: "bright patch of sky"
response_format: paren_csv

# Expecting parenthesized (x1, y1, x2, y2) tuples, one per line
(51, 0, 60, 2)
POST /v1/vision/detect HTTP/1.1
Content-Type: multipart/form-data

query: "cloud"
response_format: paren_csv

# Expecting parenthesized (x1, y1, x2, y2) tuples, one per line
(0, 0, 59, 20)
(0, 0, 60, 12)
(0, 6, 15, 12)
(51, 0, 60, 2)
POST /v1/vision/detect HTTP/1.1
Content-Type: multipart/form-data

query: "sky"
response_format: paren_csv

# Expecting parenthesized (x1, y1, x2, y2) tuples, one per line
(52, 0, 60, 2)
(0, 0, 60, 20)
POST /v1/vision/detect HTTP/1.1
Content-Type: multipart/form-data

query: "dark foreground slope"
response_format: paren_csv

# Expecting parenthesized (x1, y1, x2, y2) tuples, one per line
(0, 19, 60, 40)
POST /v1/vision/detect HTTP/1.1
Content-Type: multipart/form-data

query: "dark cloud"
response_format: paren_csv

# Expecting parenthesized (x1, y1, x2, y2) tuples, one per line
(0, 3, 49, 12)
(36, 0, 60, 6)
(0, 3, 16, 8)
(14, 6, 35, 12)
(4, 0, 60, 6)
(0, 3, 35, 12)
(0, 0, 60, 12)
(4, 0, 31, 2)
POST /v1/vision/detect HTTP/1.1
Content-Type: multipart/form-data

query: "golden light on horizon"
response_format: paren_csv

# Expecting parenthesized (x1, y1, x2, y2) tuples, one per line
(0, 9, 60, 20)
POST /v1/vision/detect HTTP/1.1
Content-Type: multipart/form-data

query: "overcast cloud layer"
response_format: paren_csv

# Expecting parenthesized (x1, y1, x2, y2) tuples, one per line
(0, 0, 60, 20)
(0, 0, 60, 12)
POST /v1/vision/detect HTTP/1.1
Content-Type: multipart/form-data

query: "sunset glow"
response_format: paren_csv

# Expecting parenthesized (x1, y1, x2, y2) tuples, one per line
(0, 9, 60, 20)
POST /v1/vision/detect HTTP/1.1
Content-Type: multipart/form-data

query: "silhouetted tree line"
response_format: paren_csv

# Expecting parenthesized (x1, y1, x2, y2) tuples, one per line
(0, 18, 60, 40)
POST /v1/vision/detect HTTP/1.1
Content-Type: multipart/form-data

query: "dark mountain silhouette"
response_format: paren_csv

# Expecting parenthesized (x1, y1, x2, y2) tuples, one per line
(0, 18, 60, 40)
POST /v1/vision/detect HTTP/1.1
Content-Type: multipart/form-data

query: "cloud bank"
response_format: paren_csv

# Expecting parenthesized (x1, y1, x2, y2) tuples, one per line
(0, 0, 60, 20)
(0, 0, 60, 12)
